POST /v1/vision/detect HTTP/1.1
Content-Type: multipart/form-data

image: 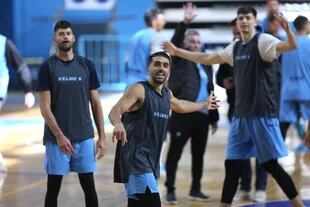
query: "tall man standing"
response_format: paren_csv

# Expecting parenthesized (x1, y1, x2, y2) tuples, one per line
(109, 51, 219, 207)
(216, 18, 268, 203)
(37, 20, 106, 207)
(163, 7, 304, 207)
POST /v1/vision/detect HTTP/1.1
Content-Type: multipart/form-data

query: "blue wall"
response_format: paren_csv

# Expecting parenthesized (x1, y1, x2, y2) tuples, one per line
(12, 0, 62, 57)
(0, 0, 116, 58)
(0, 0, 155, 58)
(0, 0, 14, 38)
(0, 0, 156, 91)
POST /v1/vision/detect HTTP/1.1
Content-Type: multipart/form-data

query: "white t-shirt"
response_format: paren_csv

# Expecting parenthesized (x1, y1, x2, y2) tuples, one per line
(217, 33, 281, 66)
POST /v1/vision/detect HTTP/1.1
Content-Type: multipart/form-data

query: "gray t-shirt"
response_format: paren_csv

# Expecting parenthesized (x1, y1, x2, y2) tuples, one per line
(217, 33, 281, 65)
(36, 55, 100, 143)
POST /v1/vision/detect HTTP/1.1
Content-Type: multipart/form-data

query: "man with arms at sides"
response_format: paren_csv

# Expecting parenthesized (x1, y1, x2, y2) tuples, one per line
(109, 51, 219, 207)
(163, 7, 305, 207)
(37, 20, 106, 207)
(126, 8, 166, 87)
(164, 3, 219, 204)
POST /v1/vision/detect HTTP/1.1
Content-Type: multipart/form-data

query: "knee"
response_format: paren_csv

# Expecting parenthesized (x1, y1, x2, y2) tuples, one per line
(261, 159, 279, 175)
(167, 147, 184, 161)
(225, 159, 250, 178)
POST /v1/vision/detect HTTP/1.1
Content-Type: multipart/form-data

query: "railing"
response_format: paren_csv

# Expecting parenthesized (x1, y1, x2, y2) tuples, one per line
(78, 34, 129, 91)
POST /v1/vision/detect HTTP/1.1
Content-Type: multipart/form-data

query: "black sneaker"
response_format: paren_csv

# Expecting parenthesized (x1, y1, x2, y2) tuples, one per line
(189, 191, 209, 202)
(165, 192, 178, 205)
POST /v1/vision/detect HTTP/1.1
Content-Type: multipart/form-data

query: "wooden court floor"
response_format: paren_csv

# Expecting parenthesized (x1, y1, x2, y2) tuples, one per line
(1, 93, 310, 207)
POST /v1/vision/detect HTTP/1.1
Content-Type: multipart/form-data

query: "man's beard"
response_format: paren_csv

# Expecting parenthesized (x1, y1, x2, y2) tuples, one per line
(153, 79, 165, 84)
(152, 75, 167, 84)
(58, 43, 73, 52)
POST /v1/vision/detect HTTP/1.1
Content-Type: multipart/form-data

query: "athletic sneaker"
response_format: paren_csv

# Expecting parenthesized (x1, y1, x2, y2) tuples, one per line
(189, 190, 209, 201)
(253, 190, 267, 202)
(233, 190, 251, 201)
(0, 153, 7, 173)
(0, 161, 7, 173)
(165, 192, 178, 204)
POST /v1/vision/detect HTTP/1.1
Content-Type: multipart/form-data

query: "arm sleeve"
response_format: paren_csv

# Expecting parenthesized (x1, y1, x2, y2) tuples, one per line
(171, 21, 188, 47)
(216, 41, 236, 66)
(5, 39, 33, 92)
(85, 58, 100, 90)
(36, 61, 51, 92)
(170, 22, 189, 65)
(258, 33, 281, 62)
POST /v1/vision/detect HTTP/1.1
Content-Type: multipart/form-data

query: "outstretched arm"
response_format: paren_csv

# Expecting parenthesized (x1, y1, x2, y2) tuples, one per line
(108, 84, 145, 145)
(170, 90, 219, 113)
(275, 12, 297, 52)
(162, 41, 225, 66)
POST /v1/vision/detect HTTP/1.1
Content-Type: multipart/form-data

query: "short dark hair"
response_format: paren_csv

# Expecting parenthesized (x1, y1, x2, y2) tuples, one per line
(54, 20, 73, 32)
(293, 15, 309, 32)
(149, 51, 171, 64)
(230, 18, 237, 26)
(144, 8, 162, 27)
(237, 6, 257, 18)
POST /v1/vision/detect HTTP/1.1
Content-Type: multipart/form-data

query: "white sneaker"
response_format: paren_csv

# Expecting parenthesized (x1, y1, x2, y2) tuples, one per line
(234, 190, 251, 201)
(0, 161, 7, 173)
(0, 153, 7, 173)
(253, 190, 267, 202)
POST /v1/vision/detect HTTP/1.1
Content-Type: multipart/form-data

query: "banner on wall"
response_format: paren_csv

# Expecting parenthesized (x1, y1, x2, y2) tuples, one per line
(65, 0, 115, 10)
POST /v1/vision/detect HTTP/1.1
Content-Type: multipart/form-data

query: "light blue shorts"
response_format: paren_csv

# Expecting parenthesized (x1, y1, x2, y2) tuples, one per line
(44, 138, 96, 175)
(226, 117, 288, 163)
(279, 100, 310, 122)
(125, 172, 158, 199)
